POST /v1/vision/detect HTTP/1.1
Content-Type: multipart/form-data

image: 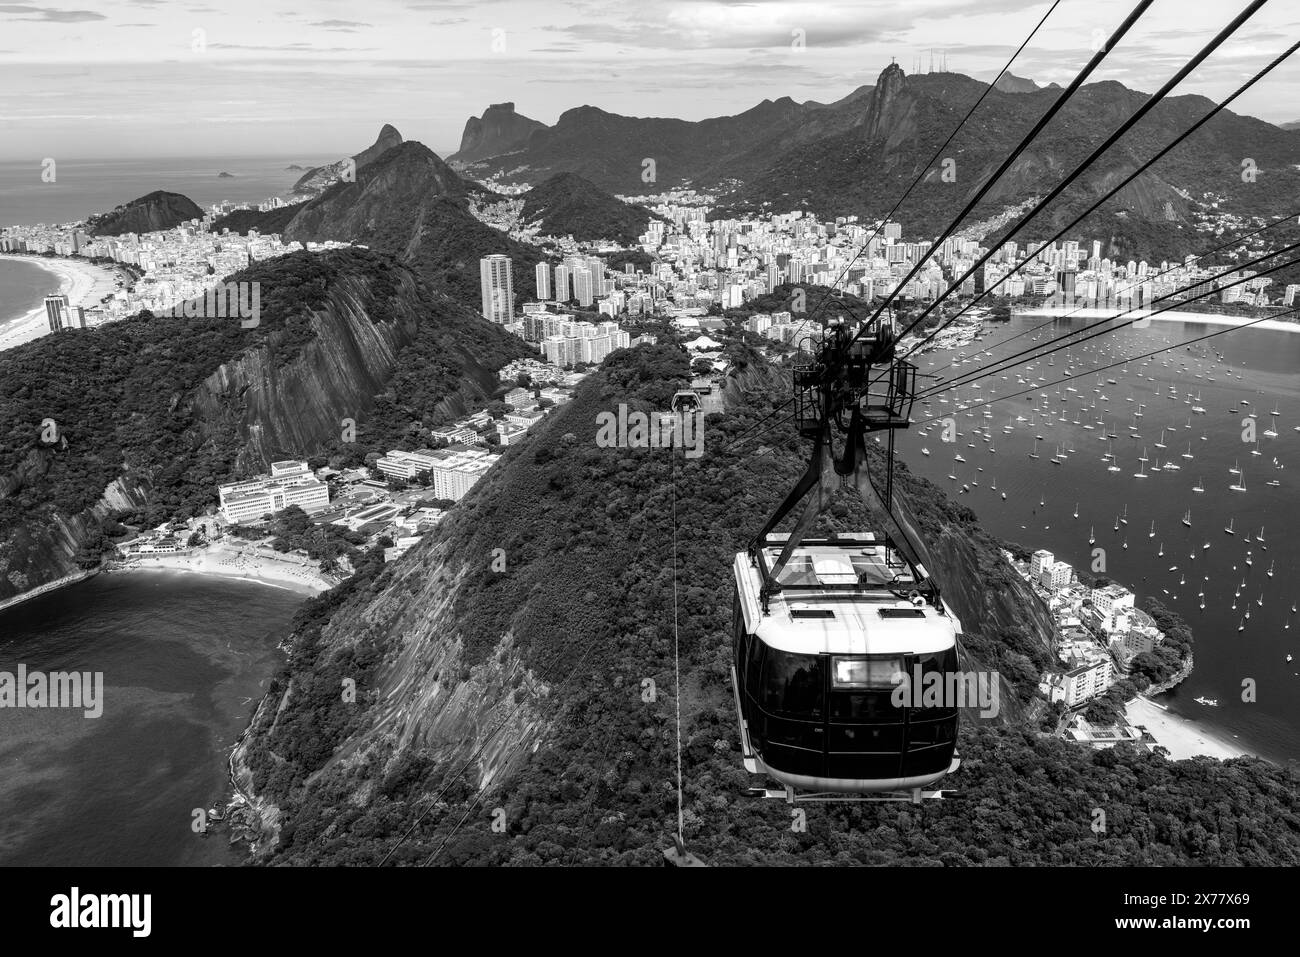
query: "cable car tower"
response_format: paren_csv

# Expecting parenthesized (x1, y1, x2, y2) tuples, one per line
(730, 313, 963, 804)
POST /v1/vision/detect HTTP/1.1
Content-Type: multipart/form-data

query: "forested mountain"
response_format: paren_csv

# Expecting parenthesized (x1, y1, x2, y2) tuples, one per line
(519, 171, 659, 245)
(0, 248, 531, 602)
(234, 341, 1300, 866)
(216, 140, 548, 309)
(454, 63, 1300, 261)
(290, 124, 404, 198)
(452, 92, 870, 192)
(86, 190, 202, 236)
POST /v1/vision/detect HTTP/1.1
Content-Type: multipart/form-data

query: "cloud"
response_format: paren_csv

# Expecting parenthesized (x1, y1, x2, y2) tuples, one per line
(0, 4, 105, 21)
(309, 20, 372, 30)
(208, 42, 377, 53)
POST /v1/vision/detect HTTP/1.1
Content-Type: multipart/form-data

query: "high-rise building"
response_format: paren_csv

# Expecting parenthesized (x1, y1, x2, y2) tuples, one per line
(535, 262, 551, 300)
(554, 265, 571, 302)
(574, 268, 594, 307)
(479, 254, 513, 323)
(44, 295, 69, 333)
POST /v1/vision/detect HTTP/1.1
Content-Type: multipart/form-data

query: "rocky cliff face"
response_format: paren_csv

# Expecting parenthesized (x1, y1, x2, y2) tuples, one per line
(233, 536, 552, 857)
(191, 271, 420, 473)
(0, 469, 151, 602)
(451, 102, 546, 163)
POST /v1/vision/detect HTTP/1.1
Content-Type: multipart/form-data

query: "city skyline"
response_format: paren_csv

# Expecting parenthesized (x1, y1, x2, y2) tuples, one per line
(2, 0, 1299, 160)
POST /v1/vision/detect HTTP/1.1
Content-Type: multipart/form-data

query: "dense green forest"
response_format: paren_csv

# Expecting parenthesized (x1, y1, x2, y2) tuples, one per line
(0, 248, 530, 534)
(520, 171, 660, 246)
(243, 342, 1299, 866)
(210, 202, 307, 236)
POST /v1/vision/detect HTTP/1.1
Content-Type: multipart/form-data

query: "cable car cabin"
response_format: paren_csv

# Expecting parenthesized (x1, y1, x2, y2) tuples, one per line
(731, 532, 962, 799)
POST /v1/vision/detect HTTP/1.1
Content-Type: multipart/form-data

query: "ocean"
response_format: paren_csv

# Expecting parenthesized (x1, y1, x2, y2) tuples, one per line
(0, 256, 59, 326)
(897, 313, 1300, 766)
(0, 154, 337, 228)
(0, 572, 302, 866)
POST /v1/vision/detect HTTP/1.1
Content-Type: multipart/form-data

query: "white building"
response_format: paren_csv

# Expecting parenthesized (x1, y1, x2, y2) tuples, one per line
(1030, 549, 1054, 580)
(1091, 583, 1136, 634)
(217, 460, 330, 523)
(480, 254, 513, 323)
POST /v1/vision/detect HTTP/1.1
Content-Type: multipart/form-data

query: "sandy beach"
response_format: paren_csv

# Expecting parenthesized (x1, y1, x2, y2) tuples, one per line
(116, 542, 334, 596)
(1018, 305, 1300, 335)
(1125, 695, 1254, 761)
(0, 253, 125, 351)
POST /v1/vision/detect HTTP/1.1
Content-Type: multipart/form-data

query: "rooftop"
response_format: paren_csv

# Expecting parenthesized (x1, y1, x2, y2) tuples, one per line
(733, 533, 960, 657)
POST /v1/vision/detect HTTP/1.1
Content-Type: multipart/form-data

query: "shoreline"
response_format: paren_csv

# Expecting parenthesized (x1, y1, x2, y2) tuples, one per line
(0, 253, 125, 351)
(111, 542, 333, 596)
(1017, 306, 1300, 335)
(1124, 695, 1254, 761)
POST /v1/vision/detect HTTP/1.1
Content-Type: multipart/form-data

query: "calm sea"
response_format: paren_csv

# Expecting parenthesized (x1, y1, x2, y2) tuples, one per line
(897, 314, 1300, 766)
(0, 256, 59, 326)
(0, 154, 337, 228)
(0, 572, 301, 866)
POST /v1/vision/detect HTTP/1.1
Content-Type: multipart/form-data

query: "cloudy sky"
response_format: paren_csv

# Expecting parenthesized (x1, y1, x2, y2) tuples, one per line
(0, 0, 1297, 160)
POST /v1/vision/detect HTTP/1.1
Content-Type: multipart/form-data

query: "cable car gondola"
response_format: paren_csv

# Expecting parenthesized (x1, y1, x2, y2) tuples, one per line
(731, 318, 962, 804)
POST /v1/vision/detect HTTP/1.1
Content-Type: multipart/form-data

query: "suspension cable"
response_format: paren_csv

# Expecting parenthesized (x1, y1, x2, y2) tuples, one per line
(920, 241, 1300, 398)
(926, 211, 1300, 380)
(909, 305, 1300, 431)
(843, 0, 1157, 356)
(782, 0, 1063, 343)
(903, 30, 1297, 360)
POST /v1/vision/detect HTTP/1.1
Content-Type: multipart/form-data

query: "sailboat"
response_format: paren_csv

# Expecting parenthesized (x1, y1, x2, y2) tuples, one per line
(1230, 468, 1247, 493)
(1192, 477, 1205, 493)
(1029, 436, 1040, 459)
(1158, 542, 1164, 557)
(1182, 442, 1194, 460)
(1265, 402, 1280, 438)
(1120, 505, 1128, 525)
(1182, 509, 1192, 527)
(1155, 428, 1166, 450)
(1148, 520, 1155, 538)
(1267, 560, 1275, 578)
(1089, 525, 1096, 545)
(1225, 517, 1235, 535)
(1073, 503, 1079, 519)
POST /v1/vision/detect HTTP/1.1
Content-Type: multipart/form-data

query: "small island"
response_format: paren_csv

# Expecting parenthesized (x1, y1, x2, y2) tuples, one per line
(218, 171, 236, 178)
(284, 164, 307, 171)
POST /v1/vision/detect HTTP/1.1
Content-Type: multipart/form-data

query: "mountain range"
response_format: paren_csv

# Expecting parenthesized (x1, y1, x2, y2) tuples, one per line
(449, 64, 1300, 261)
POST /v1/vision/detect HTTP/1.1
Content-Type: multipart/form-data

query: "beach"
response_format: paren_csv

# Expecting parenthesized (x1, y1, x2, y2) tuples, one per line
(0, 253, 125, 351)
(1124, 696, 1254, 761)
(115, 542, 334, 596)
(1018, 305, 1300, 335)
